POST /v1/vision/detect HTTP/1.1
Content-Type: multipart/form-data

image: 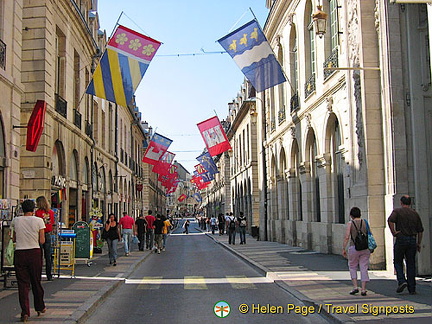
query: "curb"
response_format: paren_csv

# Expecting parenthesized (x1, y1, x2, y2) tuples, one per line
(65, 250, 153, 323)
(205, 232, 349, 324)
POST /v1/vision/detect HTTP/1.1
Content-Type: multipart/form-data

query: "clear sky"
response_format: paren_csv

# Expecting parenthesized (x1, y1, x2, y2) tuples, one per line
(97, 0, 269, 173)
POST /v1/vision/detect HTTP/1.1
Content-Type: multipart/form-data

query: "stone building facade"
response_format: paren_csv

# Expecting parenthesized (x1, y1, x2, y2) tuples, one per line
(259, 0, 431, 274)
(226, 82, 261, 233)
(0, 0, 166, 238)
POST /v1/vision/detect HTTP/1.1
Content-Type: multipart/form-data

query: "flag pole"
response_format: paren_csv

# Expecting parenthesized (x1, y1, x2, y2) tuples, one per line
(248, 8, 295, 93)
(249, 7, 258, 22)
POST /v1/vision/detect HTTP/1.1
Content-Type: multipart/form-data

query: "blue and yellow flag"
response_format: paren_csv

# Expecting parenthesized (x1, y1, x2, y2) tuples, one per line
(86, 25, 161, 107)
(218, 20, 286, 92)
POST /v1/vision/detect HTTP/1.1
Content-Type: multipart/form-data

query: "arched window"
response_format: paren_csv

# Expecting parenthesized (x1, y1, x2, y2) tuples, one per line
(291, 140, 302, 221)
(289, 25, 299, 112)
(304, 0, 316, 97)
(69, 151, 78, 183)
(333, 119, 345, 223)
(277, 42, 286, 123)
(323, 0, 340, 79)
(307, 130, 321, 222)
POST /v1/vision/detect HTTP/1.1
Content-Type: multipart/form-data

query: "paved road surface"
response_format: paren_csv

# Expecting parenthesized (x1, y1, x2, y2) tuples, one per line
(86, 219, 329, 323)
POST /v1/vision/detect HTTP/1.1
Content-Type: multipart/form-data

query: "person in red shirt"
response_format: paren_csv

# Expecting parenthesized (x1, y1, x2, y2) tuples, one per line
(119, 212, 135, 256)
(35, 196, 55, 281)
(144, 210, 156, 250)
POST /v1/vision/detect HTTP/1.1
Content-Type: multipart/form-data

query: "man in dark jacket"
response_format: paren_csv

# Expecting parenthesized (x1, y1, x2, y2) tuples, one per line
(388, 195, 424, 295)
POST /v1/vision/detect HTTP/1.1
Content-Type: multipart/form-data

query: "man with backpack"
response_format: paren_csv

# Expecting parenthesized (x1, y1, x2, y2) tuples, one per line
(227, 212, 237, 245)
(237, 212, 247, 244)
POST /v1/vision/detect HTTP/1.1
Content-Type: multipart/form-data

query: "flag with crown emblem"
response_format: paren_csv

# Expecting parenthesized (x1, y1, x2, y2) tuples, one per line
(86, 25, 161, 107)
(218, 19, 286, 92)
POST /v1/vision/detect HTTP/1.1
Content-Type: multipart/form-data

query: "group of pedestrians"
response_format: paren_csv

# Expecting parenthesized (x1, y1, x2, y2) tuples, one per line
(342, 195, 423, 297)
(197, 212, 248, 245)
(8, 194, 423, 321)
(104, 210, 173, 264)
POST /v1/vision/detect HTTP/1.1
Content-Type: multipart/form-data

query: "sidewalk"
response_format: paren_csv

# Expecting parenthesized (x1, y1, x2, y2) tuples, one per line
(207, 231, 431, 323)
(0, 243, 152, 323)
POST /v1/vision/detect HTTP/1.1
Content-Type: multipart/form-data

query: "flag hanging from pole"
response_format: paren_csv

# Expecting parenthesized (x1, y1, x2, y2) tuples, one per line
(192, 192, 202, 203)
(86, 25, 161, 107)
(153, 151, 175, 175)
(197, 116, 231, 157)
(178, 194, 187, 202)
(142, 133, 173, 165)
(196, 152, 219, 175)
(218, 19, 286, 92)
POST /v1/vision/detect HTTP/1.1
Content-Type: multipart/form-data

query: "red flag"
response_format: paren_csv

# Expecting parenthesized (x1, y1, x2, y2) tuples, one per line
(152, 151, 175, 175)
(178, 194, 187, 202)
(142, 133, 173, 165)
(191, 175, 209, 190)
(197, 116, 232, 156)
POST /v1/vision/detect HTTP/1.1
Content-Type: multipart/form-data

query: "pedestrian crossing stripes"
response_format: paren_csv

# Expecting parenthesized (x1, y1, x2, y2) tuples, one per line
(125, 275, 273, 290)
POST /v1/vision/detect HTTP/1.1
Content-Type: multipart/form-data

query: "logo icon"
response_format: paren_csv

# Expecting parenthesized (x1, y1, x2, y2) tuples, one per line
(214, 301, 231, 318)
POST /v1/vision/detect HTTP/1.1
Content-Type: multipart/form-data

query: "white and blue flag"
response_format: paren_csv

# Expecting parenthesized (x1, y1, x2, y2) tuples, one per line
(218, 19, 286, 92)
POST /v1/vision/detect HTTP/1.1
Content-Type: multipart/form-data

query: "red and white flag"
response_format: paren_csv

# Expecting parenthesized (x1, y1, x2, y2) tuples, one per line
(142, 133, 172, 165)
(197, 116, 232, 156)
(152, 151, 175, 175)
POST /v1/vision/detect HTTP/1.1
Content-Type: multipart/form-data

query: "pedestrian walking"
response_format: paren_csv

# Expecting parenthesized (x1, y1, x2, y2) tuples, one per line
(342, 207, 371, 296)
(183, 219, 190, 234)
(227, 212, 237, 245)
(119, 211, 134, 256)
(162, 215, 172, 251)
(237, 211, 247, 244)
(134, 214, 147, 251)
(35, 196, 55, 281)
(11, 199, 47, 322)
(224, 212, 230, 235)
(387, 195, 424, 295)
(217, 213, 225, 235)
(144, 210, 156, 250)
(105, 213, 121, 266)
(210, 215, 217, 234)
(153, 214, 164, 254)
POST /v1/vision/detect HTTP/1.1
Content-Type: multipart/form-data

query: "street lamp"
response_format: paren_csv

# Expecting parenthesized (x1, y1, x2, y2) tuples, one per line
(312, 5, 328, 38)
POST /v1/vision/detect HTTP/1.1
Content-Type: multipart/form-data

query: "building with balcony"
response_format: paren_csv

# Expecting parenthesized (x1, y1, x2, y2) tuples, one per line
(258, 0, 430, 274)
(0, 0, 166, 234)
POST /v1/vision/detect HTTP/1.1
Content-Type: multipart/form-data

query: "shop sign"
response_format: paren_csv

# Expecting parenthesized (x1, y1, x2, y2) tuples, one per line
(51, 175, 66, 188)
(26, 100, 47, 152)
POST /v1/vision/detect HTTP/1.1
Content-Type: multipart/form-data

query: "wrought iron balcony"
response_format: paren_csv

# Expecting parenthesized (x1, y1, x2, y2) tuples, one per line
(290, 92, 300, 112)
(278, 107, 286, 124)
(270, 118, 276, 132)
(0, 38, 6, 70)
(323, 48, 338, 80)
(55, 93, 67, 118)
(73, 109, 82, 129)
(304, 74, 316, 98)
(85, 121, 92, 137)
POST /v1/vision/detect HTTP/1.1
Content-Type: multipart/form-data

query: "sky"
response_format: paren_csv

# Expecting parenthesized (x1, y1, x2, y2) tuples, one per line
(97, 0, 269, 173)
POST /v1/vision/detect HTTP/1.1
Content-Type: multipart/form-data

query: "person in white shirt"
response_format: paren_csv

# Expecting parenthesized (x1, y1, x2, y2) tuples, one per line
(11, 199, 46, 322)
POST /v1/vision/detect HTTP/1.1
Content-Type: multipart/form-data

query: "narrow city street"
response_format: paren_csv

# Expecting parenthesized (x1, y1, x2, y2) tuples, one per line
(85, 220, 328, 324)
